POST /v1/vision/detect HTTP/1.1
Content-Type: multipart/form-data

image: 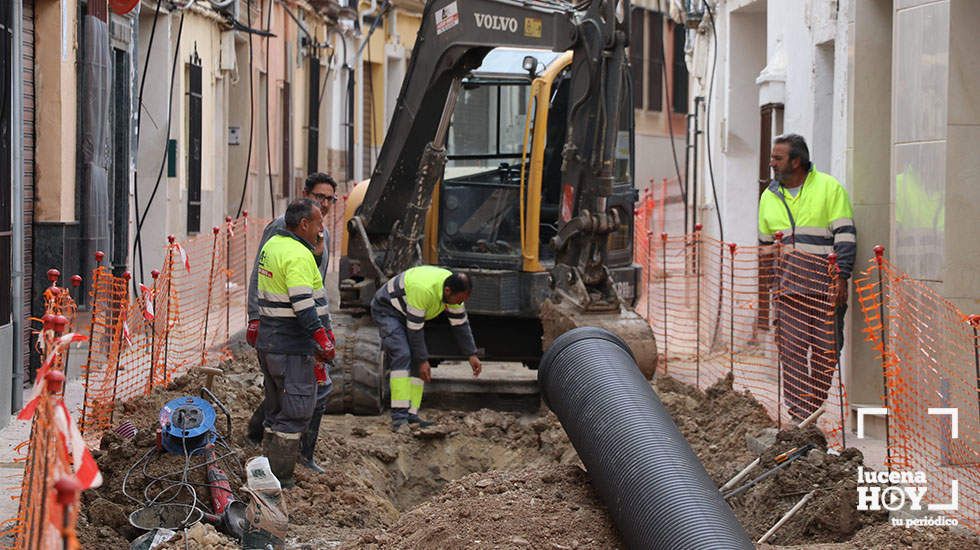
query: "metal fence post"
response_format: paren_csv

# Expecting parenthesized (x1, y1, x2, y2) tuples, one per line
(225, 216, 232, 342)
(729, 242, 736, 378)
(646, 231, 652, 322)
(54, 476, 81, 550)
(661, 232, 668, 375)
(146, 270, 160, 396)
(970, 315, 980, 426)
(694, 224, 702, 389)
(162, 236, 177, 384)
(873, 245, 891, 472)
(774, 232, 783, 431)
(828, 253, 846, 449)
(201, 227, 221, 367)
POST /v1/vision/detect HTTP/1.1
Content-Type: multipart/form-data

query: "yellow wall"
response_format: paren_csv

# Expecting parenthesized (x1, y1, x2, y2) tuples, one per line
(395, 10, 422, 50)
(34, 0, 78, 223)
(355, 2, 423, 150)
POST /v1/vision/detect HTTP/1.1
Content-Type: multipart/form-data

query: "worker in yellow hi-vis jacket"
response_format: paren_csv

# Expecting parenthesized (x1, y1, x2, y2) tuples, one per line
(370, 266, 482, 431)
(758, 134, 856, 421)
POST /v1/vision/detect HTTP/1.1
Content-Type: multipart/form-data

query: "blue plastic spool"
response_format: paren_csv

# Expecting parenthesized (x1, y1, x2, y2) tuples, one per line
(159, 396, 217, 455)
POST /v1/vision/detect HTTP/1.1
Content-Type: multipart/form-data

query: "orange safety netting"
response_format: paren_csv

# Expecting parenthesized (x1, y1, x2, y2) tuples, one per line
(854, 253, 980, 531)
(79, 215, 264, 443)
(3, 197, 356, 547)
(2, 283, 88, 550)
(634, 183, 849, 449)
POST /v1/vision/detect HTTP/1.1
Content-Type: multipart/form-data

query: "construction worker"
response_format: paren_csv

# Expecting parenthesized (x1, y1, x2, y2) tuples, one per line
(758, 134, 856, 421)
(254, 198, 336, 487)
(371, 266, 482, 431)
(246, 173, 338, 474)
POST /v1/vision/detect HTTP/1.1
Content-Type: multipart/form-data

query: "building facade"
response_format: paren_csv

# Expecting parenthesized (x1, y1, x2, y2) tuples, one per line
(686, 0, 979, 415)
(1, 0, 356, 427)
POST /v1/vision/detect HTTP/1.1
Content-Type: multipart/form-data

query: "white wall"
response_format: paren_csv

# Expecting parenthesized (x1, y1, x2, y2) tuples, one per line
(134, 10, 172, 283)
(691, 0, 851, 246)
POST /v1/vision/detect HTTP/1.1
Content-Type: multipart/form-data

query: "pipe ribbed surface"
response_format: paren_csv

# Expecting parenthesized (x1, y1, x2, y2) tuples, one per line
(538, 327, 753, 550)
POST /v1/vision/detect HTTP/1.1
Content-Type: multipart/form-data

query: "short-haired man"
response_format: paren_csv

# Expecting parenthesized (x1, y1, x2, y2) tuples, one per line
(247, 173, 338, 475)
(371, 266, 482, 431)
(759, 134, 856, 420)
(254, 198, 335, 487)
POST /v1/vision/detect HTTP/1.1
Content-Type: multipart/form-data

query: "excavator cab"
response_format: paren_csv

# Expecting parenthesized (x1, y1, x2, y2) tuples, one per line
(431, 48, 566, 271)
(330, 0, 655, 414)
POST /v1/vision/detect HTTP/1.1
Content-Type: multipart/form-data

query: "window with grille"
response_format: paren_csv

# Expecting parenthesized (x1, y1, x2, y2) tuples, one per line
(281, 81, 291, 197)
(186, 54, 202, 234)
(631, 9, 692, 114)
(672, 22, 688, 113)
(308, 57, 319, 174)
(110, 48, 131, 273)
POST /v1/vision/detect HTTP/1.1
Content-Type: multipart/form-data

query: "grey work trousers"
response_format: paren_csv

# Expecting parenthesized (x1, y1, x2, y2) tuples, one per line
(257, 351, 318, 434)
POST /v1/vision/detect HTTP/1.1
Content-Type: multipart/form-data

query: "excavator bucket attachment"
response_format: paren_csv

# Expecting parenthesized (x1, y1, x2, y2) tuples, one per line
(540, 300, 658, 379)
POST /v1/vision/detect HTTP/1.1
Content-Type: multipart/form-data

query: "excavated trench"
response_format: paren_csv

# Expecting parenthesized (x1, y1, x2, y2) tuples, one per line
(74, 344, 979, 549)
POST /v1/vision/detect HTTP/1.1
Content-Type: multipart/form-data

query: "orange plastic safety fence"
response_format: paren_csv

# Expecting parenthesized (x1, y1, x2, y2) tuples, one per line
(2, 378, 83, 550)
(854, 255, 980, 531)
(79, 215, 265, 445)
(634, 201, 849, 451)
(2, 288, 88, 549)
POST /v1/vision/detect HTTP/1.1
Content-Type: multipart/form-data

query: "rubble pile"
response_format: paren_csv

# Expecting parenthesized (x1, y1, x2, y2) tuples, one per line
(76, 345, 977, 549)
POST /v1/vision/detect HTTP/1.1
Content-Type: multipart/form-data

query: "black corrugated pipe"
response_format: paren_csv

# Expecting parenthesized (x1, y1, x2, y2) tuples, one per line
(538, 327, 753, 550)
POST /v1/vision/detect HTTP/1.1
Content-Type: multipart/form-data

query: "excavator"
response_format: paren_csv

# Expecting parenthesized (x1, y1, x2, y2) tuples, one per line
(327, 0, 657, 414)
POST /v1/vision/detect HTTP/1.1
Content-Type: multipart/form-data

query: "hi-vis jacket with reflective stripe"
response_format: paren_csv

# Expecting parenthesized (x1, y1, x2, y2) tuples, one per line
(374, 266, 477, 365)
(255, 230, 331, 354)
(758, 168, 857, 280)
(247, 214, 330, 323)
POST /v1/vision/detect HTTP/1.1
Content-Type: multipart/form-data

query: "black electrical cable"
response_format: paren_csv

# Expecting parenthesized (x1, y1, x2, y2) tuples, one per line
(123, 430, 243, 523)
(132, 10, 186, 284)
(277, 0, 314, 43)
(703, 0, 724, 242)
(228, 17, 275, 37)
(264, 0, 275, 216)
(660, 21, 688, 208)
(131, 0, 164, 292)
(235, 0, 257, 217)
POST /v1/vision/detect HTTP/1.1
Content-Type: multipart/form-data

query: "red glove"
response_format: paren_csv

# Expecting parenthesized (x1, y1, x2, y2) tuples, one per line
(314, 362, 328, 384)
(313, 327, 336, 362)
(246, 319, 260, 347)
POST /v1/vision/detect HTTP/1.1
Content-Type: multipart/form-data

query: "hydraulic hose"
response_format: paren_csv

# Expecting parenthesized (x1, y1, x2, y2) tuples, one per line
(538, 327, 753, 549)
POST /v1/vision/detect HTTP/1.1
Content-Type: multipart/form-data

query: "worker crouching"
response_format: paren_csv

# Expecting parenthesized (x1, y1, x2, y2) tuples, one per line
(371, 266, 482, 431)
(255, 199, 336, 487)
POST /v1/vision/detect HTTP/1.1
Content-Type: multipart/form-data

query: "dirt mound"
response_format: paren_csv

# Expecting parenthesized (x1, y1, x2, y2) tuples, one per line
(655, 373, 776, 485)
(76, 345, 582, 548)
(74, 344, 978, 549)
(843, 523, 980, 549)
(356, 466, 621, 549)
(730, 445, 887, 545)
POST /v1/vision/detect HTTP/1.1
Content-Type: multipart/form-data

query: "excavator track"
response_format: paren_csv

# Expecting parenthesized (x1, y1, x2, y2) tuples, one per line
(325, 313, 387, 415)
(540, 300, 658, 379)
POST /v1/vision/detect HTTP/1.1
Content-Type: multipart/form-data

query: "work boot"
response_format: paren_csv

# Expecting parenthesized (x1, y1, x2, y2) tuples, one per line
(247, 405, 265, 446)
(263, 431, 301, 489)
(390, 418, 409, 432)
(407, 414, 434, 428)
(299, 411, 326, 474)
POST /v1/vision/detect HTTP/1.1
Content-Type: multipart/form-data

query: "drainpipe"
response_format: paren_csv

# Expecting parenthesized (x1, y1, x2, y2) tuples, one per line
(11, 0, 24, 410)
